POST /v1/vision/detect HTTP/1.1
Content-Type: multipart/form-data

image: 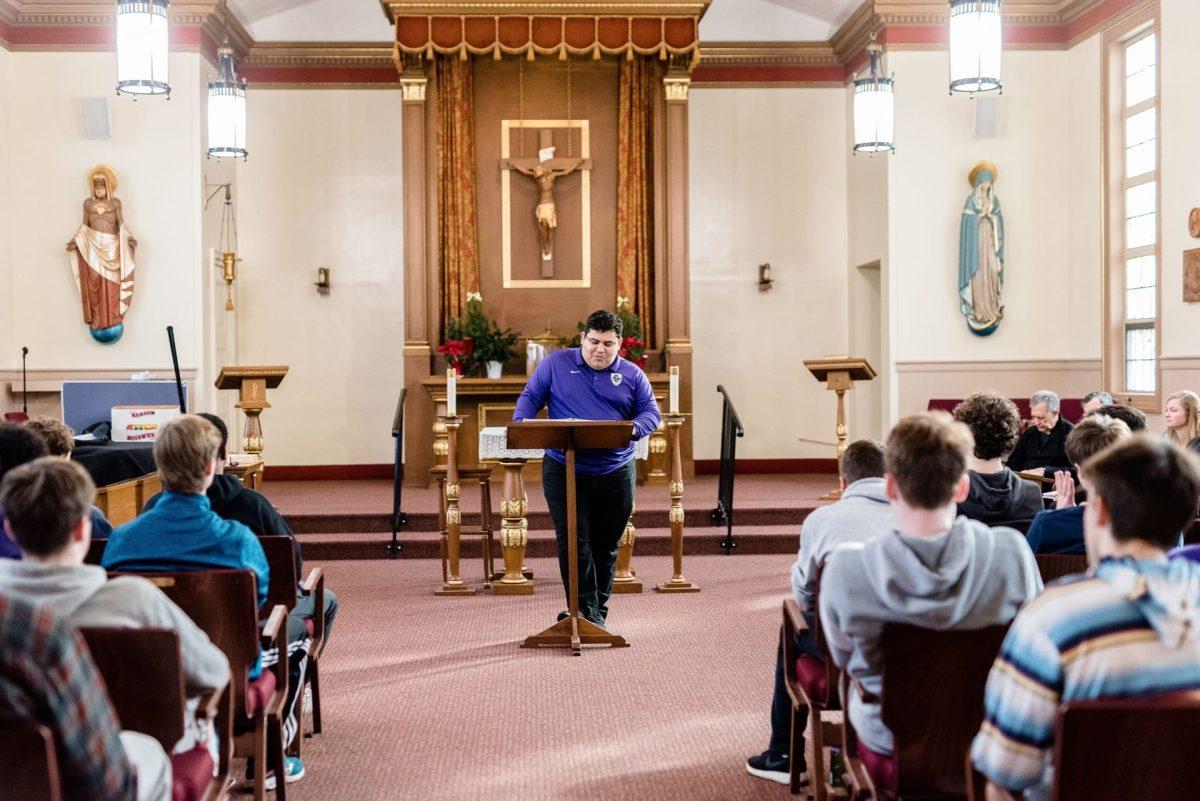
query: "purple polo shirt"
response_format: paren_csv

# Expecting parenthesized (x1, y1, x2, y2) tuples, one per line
(513, 348, 661, 476)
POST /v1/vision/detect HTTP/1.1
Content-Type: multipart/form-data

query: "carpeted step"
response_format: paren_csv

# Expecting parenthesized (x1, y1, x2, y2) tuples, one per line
(285, 506, 814, 535)
(296, 524, 801, 561)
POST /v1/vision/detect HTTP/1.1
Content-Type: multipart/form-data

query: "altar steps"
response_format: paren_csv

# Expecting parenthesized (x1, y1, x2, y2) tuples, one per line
(292, 522, 806, 562)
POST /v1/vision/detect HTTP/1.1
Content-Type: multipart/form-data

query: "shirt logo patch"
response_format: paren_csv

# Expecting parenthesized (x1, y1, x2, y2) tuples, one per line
(610, 373, 623, 387)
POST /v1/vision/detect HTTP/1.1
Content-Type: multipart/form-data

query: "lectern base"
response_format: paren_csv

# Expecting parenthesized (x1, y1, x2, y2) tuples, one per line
(522, 616, 629, 656)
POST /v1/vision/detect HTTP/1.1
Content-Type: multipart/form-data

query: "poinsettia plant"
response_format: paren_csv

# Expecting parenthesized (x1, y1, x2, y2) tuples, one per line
(437, 314, 473, 374)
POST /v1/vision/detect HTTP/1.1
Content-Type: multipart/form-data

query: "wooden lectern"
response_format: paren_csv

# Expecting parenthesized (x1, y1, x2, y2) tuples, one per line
(804, 357, 876, 500)
(215, 366, 288, 456)
(508, 420, 633, 656)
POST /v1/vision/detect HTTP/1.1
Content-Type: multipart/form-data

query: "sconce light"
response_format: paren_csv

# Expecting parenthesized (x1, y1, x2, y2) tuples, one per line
(758, 263, 774, 291)
(315, 267, 331, 295)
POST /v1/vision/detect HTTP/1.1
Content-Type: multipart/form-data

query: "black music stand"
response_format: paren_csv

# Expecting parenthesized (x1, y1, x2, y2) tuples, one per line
(509, 420, 633, 656)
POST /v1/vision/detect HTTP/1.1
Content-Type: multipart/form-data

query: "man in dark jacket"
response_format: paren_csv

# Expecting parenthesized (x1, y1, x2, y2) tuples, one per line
(1006, 390, 1074, 474)
(953, 393, 1045, 523)
(142, 413, 338, 637)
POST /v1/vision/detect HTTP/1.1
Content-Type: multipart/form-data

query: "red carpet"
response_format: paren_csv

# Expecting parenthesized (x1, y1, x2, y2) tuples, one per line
(285, 554, 802, 801)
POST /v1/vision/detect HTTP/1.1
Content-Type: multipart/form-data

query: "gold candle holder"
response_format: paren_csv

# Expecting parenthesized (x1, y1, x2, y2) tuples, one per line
(656, 412, 699, 593)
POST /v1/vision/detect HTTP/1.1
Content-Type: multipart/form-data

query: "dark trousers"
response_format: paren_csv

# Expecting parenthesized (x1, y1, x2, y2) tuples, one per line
(542, 458, 636, 625)
(768, 617, 824, 760)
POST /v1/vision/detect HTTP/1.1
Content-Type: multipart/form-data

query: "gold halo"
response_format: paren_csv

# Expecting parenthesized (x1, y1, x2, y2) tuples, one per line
(88, 164, 118, 193)
(968, 161, 998, 187)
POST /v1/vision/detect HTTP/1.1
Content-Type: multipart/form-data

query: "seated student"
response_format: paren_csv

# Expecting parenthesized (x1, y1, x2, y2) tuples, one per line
(1086, 402, 1148, 432)
(102, 414, 308, 787)
(0, 422, 48, 560)
(1163, 390, 1200, 453)
(0, 457, 229, 755)
(952, 392, 1043, 523)
(745, 440, 893, 786)
(143, 412, 339, 637)
(25, 416, 113, 539)
(1006, 390, 1074, 475)
(972, 436, 1200, 801)
(0, 589, 172, 801)
(1080, 391, 1113, 414)
(1025, 414, 1130, 555)
(819, 412, 1042, 787)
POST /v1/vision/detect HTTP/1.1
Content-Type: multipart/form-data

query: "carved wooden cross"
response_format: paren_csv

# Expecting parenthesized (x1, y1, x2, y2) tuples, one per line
(501, 129, 592, 278)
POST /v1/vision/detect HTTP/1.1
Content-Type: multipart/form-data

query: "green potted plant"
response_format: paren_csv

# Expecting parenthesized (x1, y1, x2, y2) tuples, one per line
(460, 293, 518, 377)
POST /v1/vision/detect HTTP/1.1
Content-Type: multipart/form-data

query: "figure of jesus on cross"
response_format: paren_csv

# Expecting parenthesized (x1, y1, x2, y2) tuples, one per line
(502, 128, 592, 278)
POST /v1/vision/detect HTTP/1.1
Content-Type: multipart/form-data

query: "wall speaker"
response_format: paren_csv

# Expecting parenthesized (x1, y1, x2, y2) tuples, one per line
(82, 97, 112, 140)
(973, 96, 999, 138)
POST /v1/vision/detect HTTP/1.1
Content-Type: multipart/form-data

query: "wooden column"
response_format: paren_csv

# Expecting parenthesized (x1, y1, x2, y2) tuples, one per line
(401, 60, 435, 487)
(662, 65, 694, 479)
(494, 458, 534, 595)
(435, 415, 474, 596)
(656, 412, 698, 593)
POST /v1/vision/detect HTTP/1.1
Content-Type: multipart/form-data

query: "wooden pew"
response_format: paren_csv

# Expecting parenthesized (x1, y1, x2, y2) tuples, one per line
(1035, 553, 1088, 584)
(93, 471, 160, 527)
(0, 723, 62, 801)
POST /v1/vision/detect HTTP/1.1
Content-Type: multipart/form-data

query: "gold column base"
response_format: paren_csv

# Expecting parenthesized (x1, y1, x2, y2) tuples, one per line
(435, 580, 476, 597)
(655, 577, 700, 593)
(493, 572, 534, 596)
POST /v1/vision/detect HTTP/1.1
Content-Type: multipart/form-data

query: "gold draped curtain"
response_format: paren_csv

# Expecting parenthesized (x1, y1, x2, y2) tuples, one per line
(616, 56, 656, 347)
(435, 55, 480, 341)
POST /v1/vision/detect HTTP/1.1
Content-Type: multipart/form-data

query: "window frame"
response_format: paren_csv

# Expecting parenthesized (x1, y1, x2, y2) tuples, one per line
(1101, 5, 1161, 411)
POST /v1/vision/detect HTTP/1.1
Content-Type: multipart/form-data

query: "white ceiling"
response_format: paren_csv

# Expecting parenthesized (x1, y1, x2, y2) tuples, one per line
(228, 0, 864, 43)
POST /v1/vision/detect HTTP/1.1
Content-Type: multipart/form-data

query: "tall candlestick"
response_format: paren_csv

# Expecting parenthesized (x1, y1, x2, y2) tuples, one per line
(669, 366, 679, 414)
(446, 368, 457, 416)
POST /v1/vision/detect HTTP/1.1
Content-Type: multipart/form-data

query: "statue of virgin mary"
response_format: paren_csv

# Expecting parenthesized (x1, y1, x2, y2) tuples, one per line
(958, 161, 1004, 336)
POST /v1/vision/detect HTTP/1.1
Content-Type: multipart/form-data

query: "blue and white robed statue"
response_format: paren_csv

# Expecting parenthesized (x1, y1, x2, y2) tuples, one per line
(958, 161, 1004, 336)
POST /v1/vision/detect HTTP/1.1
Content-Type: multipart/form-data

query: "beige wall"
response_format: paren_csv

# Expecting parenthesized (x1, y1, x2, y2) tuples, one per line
(689, 87, 849, 459)
(236, 89, 405, 466)
(0, 51, 210, 417)
(1159, 0, 1200, 400)
(886, 47, 1103, 411)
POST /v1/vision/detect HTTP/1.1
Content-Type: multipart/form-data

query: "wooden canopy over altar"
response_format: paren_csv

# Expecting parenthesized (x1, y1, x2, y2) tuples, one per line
(383, 0, 708, 485)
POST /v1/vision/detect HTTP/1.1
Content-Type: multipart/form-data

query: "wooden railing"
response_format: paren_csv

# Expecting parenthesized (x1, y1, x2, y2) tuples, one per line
(94, 472, 161, 526)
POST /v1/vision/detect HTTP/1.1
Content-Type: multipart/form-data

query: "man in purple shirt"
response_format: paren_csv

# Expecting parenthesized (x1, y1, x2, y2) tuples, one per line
(514, 309, 661, 626)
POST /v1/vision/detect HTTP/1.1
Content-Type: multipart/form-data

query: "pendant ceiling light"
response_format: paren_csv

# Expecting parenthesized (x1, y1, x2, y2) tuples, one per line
(207, 2, 247, 159)
(116, 0, 170, 97)
(949, 0, 1003, 94)
(853, 34, 894, 154)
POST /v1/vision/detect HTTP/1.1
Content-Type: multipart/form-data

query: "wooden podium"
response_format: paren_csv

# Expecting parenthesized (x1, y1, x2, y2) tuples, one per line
(508, 420, 633, 656)
(804, 357, 876, 500)
(215, 366, 288, 456)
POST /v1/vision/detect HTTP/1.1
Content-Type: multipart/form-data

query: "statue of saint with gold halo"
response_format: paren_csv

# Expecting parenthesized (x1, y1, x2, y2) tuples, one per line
(66, 165, 137, 344)
(958, 161, 1005, 336)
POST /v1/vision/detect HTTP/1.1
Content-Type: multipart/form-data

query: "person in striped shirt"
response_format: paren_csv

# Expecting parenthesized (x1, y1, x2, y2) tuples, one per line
(971, 436, 1200, 801)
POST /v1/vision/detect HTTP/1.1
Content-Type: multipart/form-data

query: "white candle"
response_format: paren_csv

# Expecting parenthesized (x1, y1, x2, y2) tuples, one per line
(669, 366, 679, 414)
(446, 368, 457, 416)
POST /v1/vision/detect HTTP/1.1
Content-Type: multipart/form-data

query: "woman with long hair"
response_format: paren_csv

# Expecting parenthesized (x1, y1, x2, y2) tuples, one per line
(1163, 390, 1200, 449)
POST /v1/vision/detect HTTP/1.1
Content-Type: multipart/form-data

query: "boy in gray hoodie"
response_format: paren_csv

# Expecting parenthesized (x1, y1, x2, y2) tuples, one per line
(0, 457, 229, 755)
(819, 412, 1042, 778)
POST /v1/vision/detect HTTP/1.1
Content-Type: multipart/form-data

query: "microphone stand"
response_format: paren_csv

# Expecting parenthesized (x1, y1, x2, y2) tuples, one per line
(20, 346, 28, 415)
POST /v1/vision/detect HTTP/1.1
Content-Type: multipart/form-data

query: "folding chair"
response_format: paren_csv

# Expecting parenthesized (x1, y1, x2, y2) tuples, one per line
(966, 691, 1200, 801)
(1034, 553, 1087, 584)
(782, 561, 843, 798)
(80, 626, 233, 801)
(135, 569, 289, 801)
(841, 623, 1009, 800)
(259, 535, 327, 748)
(0, 722, 61, 801)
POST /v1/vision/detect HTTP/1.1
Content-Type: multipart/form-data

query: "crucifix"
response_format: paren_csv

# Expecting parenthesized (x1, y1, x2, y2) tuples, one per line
(501, 129, 592, 278)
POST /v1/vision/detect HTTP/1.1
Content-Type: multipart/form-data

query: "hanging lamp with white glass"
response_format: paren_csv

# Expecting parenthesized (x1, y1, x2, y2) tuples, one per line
(207, 3, 247, 160)
(949, 0, 1002, 94)
(853, 34, 894, 154)
(116, 0, 170, 97)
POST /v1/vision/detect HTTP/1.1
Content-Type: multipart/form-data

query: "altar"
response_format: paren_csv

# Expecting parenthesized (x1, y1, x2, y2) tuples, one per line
(419, 373, 683, 485)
